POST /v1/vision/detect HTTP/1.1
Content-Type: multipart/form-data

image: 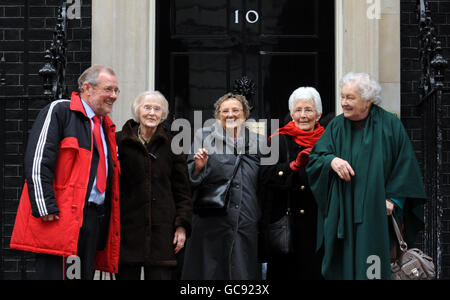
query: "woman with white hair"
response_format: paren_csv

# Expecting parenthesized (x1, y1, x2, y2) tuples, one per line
(115, 91, 192, 279)
(306, 72, 427, 279)
(259, 86, 325, 280)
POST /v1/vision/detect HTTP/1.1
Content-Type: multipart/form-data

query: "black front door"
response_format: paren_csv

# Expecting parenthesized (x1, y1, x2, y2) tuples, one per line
(156, 0, 335, 129)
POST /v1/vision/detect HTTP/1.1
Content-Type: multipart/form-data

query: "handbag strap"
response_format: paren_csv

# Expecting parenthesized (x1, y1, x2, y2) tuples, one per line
(231, 154, 242, 179)
(224, 154, 243, 194)
(391, 215, 408, 252)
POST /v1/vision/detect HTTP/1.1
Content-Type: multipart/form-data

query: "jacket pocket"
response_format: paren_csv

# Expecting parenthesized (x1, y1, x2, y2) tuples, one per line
(26, 184, 80, 256)
(54, 137, 81, 187)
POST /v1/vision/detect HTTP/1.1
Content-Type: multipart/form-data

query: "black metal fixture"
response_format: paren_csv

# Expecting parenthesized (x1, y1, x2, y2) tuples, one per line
(39, 50, 57, 96)
(233, 76, 256, 112)
(0, 56, 5, 88)
(417, 0, 449, 100)
(39, 3, 68, 100)
(416, 0, 449, 279)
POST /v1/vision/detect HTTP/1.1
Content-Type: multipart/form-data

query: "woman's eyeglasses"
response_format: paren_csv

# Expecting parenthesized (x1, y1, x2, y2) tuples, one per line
(293, 108, 315, 115)
(142, 105, 162, 113)
(220, 108, 243, 116)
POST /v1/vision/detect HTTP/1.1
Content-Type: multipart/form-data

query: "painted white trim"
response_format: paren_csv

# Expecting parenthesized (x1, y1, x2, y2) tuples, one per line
(148, 0, 156, 91)
(335, 0, 344, 115)
(92, 0, 151, 129)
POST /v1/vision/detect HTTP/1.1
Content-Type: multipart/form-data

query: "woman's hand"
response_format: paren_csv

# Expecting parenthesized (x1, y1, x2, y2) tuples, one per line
(331, 157, 355, 182)
(386, 199, 395, 216)
(193, 148, 209, 175)
(290, 147, 312, 172)
(173, 226, 186, 254)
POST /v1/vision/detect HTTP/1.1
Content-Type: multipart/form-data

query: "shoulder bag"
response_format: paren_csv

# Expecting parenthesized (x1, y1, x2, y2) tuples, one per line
(267, 201, 293, 255)
(390, 215, 435, 280)
(193, 155, 242, 217)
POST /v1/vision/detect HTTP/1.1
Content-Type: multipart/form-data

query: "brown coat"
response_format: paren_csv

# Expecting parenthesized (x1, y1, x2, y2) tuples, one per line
(116, 120, 192, 266)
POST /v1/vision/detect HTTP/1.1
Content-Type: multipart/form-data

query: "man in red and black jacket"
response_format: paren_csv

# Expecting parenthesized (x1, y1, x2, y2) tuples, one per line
(10, 65, 121, 279)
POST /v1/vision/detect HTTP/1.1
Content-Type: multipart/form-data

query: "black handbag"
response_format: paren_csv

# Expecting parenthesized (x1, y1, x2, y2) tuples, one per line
(390, 215, 435, 280)
(268, 208, 293, 255)
(267, 136, 293, 255)
(194, 155, 242, 216)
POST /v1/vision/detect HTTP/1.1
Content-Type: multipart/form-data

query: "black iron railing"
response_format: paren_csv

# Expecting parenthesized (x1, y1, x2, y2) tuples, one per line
(416, 0, 449, 279)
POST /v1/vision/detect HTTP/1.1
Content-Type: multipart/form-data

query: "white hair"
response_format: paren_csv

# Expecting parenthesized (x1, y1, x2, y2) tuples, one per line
(340, 72, 382, 104)
(131, 91, 169, 122)
(288, 87, 323, 115)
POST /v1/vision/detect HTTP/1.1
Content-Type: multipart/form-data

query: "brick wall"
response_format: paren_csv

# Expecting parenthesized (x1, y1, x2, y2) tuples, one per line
(401, 0, 450, 279)
(0, 0, 91, 279)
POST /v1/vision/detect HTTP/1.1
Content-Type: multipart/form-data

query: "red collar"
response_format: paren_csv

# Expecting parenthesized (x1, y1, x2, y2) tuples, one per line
(69, 92, 88, 117)
(69, 92, 116, 131)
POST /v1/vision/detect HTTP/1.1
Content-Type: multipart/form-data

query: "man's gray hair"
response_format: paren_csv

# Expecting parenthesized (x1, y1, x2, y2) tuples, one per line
(131, 91, 170, 122)
(78, 65, 116, 92)
(340, 72, 382, 104)
(288, 87, 323, 115)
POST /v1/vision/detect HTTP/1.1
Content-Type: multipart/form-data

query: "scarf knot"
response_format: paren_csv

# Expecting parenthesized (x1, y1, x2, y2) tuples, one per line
(270, 121, 325, 148)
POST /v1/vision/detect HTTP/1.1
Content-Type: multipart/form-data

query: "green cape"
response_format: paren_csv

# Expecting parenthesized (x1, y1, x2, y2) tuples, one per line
(306, 105, 427, 280)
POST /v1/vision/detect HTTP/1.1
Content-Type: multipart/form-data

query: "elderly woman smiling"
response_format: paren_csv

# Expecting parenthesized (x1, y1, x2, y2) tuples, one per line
(306, 73, 427, 280)
(259, 87, 325, 280)
(115, 91, 192, 280)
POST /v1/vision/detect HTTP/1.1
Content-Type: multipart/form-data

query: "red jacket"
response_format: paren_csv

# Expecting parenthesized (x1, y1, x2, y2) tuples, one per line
(10, 92, 121, 273)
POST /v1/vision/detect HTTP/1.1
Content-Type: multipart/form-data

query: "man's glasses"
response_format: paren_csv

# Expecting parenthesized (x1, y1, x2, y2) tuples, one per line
(95, 86, 120, 96)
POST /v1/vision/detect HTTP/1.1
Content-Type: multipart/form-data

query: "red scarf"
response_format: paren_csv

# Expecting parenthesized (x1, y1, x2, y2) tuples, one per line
(270, 121, 325, 148)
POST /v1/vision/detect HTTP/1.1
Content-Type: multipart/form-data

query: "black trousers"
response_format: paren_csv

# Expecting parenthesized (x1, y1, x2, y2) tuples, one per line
(116, 265, 175, 280)
(34, 205, 105, 280)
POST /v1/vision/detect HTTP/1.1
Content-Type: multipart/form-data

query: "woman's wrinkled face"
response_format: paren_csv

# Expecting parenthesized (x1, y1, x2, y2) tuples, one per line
(341, 83, 372, 121)
(291, 98, 321, 132)
(218, 99, 245, 130)
(138, 97, 163, 129)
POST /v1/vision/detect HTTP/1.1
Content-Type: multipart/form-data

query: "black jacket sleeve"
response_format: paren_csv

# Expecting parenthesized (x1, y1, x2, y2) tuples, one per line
(171, 152, 193, 236)
(24, 100, 69, 218)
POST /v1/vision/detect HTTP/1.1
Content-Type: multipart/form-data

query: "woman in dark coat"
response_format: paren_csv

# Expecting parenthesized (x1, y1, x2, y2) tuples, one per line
(115, 91, 192, 280)
(259, 87, 324, 280)
(181, 93, 262, 280)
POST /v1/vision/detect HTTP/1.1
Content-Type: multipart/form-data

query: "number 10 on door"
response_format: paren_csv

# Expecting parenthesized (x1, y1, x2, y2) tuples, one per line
(235, 10, 260, 24)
